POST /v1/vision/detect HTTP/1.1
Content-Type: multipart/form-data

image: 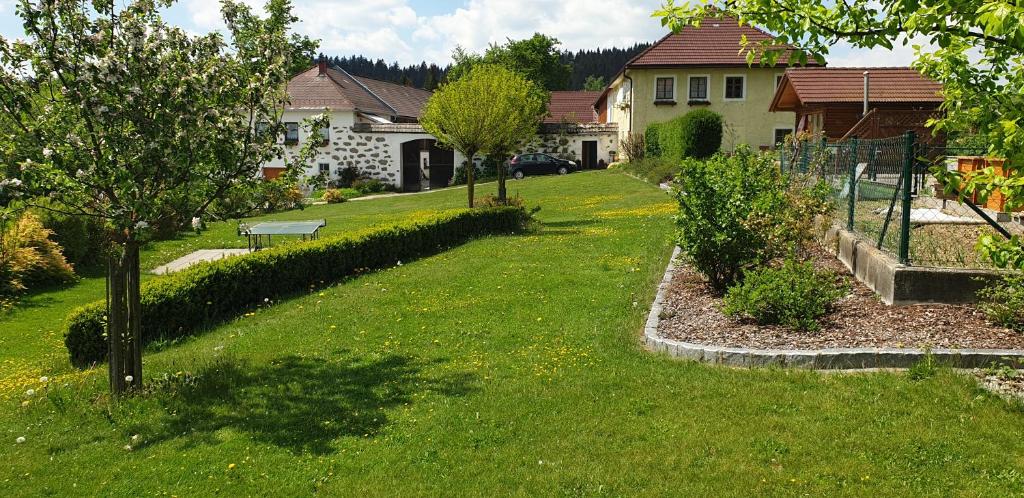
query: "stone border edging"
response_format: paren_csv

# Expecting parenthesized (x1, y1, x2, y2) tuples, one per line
(644, 247, 1024, 369)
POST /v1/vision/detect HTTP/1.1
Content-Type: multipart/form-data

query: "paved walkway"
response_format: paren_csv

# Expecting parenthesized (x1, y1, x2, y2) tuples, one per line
(151, 249, 251, 275)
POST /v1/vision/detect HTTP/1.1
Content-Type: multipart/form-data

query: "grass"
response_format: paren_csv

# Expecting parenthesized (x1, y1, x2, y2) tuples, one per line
(3, 170, 1024, 496)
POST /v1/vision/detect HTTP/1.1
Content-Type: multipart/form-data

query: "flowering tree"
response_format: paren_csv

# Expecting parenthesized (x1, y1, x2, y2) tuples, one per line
(653, 0, 1024, 267)
(0, 0, 320, 394)
(421, 64, 546, 206)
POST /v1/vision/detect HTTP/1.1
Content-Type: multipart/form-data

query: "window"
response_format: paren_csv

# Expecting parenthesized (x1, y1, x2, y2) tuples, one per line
(774, 128, 793, 147)
(688, 76, 708, 101)
(655, 77, 674, 101)
(255, 121, 270, 137)
(775, 74, 784, 90)
(318, 163, 330, 175)
(284, 122, 299, 144)
(724, 76, 745, 100)
(319, 122, 330, 145)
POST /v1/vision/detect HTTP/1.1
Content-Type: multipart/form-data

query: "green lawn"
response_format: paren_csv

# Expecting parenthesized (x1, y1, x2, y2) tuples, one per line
(2, 170, 1024, 496)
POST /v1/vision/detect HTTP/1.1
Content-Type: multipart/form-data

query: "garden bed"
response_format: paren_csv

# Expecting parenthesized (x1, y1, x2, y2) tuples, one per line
(656, 248, 1024, 351)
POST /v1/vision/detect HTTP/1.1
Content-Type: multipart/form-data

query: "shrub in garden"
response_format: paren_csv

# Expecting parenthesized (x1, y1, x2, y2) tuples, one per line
(33, 201, 109, 270)
(620, 132, 645, 161)
(1, 212, 76, 308)
(321, 189, 347, 204)
(659, 109, 723, 162)
(977, 273, 1024, 332)
(64, 207, 531, 366)
(723, 258, 847, 330)
(644, 123, 663, 158)
(331, 166, 361, 188)
(675, 147, 791, 289)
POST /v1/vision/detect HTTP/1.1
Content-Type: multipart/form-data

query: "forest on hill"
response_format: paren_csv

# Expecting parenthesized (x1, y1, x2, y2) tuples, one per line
(319, 43, 651, 91)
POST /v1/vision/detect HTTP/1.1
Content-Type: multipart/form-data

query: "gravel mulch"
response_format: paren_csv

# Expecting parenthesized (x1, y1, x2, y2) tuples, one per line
(975, 369, 1024, 402)
(657, 249, 1024, 351)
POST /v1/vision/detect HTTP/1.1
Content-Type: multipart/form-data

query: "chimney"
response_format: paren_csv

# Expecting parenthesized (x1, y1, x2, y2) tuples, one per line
(862, 70, 870, 117)
(318, 58, 327, 76)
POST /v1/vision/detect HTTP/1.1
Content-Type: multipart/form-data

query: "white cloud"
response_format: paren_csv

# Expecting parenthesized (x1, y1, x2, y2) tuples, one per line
(826, 35, 930, 67)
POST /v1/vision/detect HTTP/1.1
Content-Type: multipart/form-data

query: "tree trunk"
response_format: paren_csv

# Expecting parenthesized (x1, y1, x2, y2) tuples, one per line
(107, 241, 143, 395)
(466, 152, 476, 208)
(497, 157, 508, 203)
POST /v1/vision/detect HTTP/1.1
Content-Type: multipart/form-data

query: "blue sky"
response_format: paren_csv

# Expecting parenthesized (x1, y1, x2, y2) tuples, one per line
(0, 0, 916, 67)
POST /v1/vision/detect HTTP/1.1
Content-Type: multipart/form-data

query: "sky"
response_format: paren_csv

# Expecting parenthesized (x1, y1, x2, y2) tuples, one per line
(0, 0, 919, 68)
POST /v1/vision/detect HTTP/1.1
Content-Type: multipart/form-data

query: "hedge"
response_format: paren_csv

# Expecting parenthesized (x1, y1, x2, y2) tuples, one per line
(64, 207, 530, 366)
(645, 109, 723, 163)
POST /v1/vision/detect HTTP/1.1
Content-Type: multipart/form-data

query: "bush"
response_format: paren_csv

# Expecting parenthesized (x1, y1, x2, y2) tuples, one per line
(64, 207, 531, 366)
(620, 132, 645, 162)
(723, 258, 847, 330)
(331, 166, 361, 188)
(644, 123, 662, 158)
(652, 109, 724, 163)
(352, 178, 389, 195)
(453, 157, 500, 186)
(977, 273, 1024, 332)
(1, 212, 77, 308)
(683, 109, 724, 159)
(619, 157, 679, 184)
(675, 147, 791, 290)
(321, 189, 347, 204)
(33, 201, 109, 269)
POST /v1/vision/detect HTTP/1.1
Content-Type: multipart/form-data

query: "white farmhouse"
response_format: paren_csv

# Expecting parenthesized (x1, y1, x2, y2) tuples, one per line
(264, 61, 618, 191)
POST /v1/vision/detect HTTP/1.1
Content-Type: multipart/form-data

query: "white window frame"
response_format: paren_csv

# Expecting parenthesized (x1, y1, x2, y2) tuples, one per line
(723, 74, 747, 101)
(772, 126, 794, 148)
(653, 75, 676, 102)
(687, 74, 711, 102)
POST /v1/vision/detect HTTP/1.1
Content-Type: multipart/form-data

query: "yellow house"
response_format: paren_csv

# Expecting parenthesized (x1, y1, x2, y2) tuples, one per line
(595, 16, 822, 152)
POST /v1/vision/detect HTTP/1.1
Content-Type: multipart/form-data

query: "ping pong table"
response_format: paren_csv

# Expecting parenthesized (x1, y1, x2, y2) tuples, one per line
(240, 219, 326, 251)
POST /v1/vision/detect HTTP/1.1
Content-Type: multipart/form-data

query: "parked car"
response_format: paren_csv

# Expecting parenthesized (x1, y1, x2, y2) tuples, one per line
(508, 153, 576, 179)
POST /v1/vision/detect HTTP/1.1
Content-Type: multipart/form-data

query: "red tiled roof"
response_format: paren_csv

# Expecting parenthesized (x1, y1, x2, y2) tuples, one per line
(771, 67, 943, 110)
(545, 91, 600, 124)
(286, 64, 428, 119)
(626, 16, 815, 68)
(354, 76, 432, 119)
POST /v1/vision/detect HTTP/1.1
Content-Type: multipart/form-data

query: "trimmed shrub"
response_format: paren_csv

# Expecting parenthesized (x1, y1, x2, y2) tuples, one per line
(723, 258, 847, 330)
(321, 189, 347, 204)
(978, 273, 1024, 332)
(644, 123, 663, 158)
(683, 108, 724, 159)
(654, 109, 724, 163)
(64, 207, 530, 366)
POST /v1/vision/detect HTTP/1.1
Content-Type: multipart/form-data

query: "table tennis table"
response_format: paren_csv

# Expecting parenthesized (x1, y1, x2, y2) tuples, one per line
(240, 219, 326, 251)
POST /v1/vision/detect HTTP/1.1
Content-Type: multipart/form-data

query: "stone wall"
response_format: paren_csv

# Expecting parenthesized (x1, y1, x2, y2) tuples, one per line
(522, 124, 619, 164)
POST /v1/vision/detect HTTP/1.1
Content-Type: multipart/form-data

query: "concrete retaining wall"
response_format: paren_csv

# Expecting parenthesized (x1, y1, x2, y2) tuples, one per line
(830, 227, 1001, 305)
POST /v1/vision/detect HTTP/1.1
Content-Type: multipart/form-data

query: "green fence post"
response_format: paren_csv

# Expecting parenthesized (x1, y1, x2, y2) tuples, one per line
(847, 137, 858, 231)
(899, 131, 916, 264)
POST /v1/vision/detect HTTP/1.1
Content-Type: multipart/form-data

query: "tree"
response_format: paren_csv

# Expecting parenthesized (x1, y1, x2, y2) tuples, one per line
(423, 66, 439, 91)
(448, 34, 572, 92)
(583, 75, 606, 91)
(0, 0, 322, 394)
(421, 65, 546, 207)
(653, 0, 1024, 267)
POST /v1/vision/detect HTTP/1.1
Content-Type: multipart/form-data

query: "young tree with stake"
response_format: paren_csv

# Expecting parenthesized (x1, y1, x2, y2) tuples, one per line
(0, 0, 321, 394)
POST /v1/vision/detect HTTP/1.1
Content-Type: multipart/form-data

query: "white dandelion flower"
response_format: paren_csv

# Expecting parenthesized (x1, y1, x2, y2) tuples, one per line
(16, 436, 25, 444)
(124, 375, 133, 383)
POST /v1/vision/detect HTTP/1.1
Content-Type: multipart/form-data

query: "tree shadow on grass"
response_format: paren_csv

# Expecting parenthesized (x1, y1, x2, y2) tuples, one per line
(135, 352, 477, 455)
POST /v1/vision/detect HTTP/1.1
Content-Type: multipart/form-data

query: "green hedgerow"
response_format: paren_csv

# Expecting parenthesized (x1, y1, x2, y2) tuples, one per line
(64, 207, 531, 366)
(723, 258, 847, 331)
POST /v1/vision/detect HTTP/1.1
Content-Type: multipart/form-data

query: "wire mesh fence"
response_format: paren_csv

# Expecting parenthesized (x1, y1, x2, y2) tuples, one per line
(781, 132, 1018, 269)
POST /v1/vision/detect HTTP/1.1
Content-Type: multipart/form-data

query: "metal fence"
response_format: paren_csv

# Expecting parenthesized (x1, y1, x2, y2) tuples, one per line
(781, 132, 1019, 269)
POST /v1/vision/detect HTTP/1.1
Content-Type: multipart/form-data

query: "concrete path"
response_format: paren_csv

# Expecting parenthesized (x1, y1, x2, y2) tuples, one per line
(151, 249, 251, 275)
